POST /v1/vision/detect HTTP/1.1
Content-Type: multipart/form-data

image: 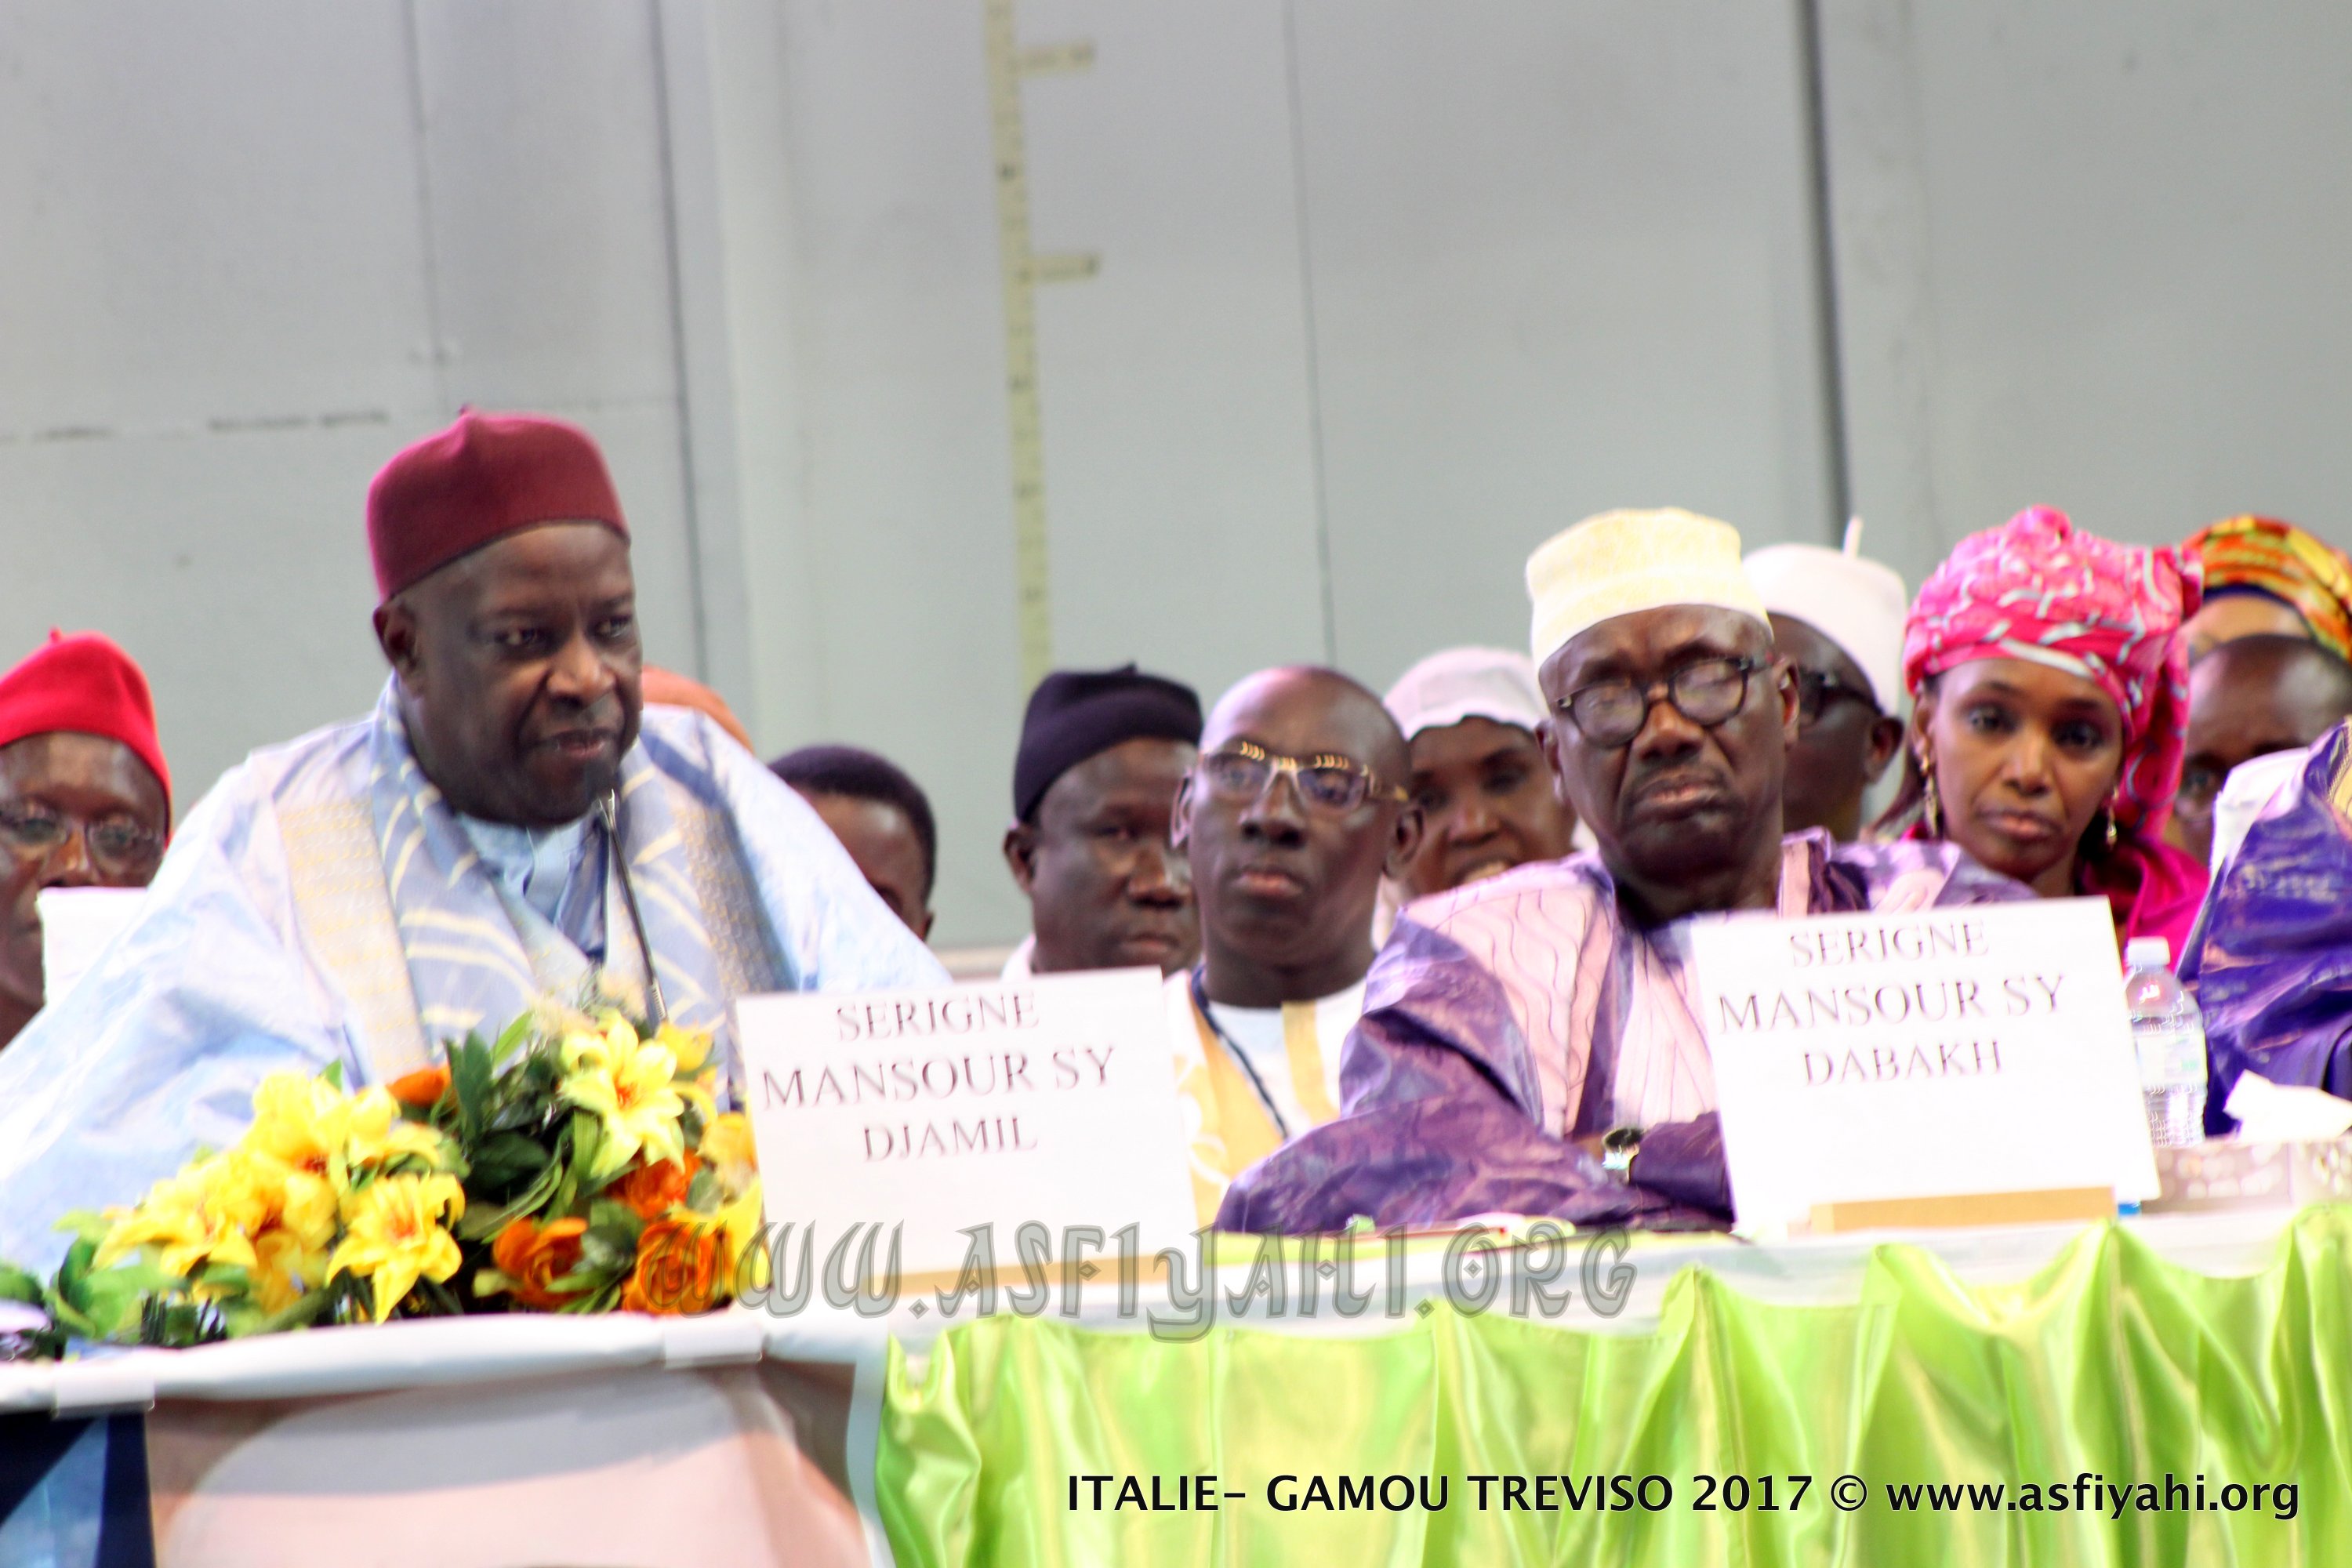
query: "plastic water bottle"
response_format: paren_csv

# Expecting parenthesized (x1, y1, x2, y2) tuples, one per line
(2122, 937, 2207, 1148)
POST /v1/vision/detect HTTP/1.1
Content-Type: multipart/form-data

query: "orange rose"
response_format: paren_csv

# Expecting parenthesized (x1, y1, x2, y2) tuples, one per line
(489, 1215, 589, 1310)
(607, 1151, 699, 1221)
(620, 1217, 733, 1316)
(387, 1064, 451, 1109)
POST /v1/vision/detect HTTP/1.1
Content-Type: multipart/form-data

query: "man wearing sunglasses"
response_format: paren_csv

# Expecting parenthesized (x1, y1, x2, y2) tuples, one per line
(0, 631, 172, 1051)
(1164, 665, 1418, 1223)
(1744, 524, 1908, 842)
(1218, 509, 2024, 1236)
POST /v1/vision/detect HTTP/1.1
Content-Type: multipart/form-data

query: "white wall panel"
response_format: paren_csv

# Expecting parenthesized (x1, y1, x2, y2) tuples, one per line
(408, 0, 702, 684)
(0, 427, 401, 796)
(1018, 0, 1329, 681)
(729, 2, 1842, 940)
(1821, 0, 2352, 577)
(1294, 0, 1842, 688)
(0, 2, 435, 432)
(412, 0, 685, 412)
(760, 1, 1026, 939)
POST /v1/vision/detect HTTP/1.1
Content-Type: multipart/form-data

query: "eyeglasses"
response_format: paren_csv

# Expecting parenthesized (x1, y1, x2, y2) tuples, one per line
(1197, 740, 1407, 815)
(2175, 761, 2224, 811)
(1791, 667, 1880, 728)
(0, 806, 165, 875)
(1558, 656, 1769, 749)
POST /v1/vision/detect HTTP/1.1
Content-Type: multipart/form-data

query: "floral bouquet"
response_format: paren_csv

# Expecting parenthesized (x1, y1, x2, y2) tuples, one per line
(0, 1002, 762, 1357)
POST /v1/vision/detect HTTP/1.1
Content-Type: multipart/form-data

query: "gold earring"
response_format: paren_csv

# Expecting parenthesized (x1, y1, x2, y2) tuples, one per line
(2104, 803, 2120, 853)
(1918, 747, 1943, 838)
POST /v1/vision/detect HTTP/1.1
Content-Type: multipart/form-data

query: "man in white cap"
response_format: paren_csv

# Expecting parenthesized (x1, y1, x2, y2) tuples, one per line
(1743, 521, 1908, 841)
(1217, 508, 2025, 1233)
(1377, 648, 1579, 937)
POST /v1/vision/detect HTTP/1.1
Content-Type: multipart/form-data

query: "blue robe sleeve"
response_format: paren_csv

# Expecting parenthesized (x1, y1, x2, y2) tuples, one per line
(0, 768, 353, 1275)
(690, 713, 948, 991)
(2180, 723, 2352, 1130)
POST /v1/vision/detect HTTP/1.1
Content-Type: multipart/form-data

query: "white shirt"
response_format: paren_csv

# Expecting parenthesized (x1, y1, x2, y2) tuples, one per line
(1000, 932, 1036, 980)
(1166, 971, 1368, 1142)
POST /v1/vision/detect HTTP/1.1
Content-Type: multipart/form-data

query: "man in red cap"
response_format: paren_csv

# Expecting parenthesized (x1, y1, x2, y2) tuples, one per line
(0, 631, 171, 1049)
(0, 411, 942, 1270)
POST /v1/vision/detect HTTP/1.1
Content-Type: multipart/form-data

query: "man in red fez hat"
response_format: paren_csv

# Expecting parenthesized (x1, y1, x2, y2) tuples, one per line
(0, 631, 171, 1049)
(0, 412, 942, 1270)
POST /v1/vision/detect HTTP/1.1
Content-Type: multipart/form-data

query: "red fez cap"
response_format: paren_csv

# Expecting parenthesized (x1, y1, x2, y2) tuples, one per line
(366, 409, 629, 599)
(0, 630, 171, 812)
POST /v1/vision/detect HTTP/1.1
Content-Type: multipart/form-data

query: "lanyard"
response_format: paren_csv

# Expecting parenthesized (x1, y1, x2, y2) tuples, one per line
(1187, 963, 1291, 1142)
(597, 790, 669, 1025)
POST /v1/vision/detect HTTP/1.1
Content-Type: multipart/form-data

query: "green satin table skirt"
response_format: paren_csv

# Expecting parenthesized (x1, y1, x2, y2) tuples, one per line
(880, 1208, 2350, 1566)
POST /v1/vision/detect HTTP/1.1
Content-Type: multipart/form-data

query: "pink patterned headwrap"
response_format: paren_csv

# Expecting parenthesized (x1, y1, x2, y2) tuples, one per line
(1904, 506, 2202, 836)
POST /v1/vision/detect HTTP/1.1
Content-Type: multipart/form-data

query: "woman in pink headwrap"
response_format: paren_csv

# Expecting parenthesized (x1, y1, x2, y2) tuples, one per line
(1875, 506, 2209, 957)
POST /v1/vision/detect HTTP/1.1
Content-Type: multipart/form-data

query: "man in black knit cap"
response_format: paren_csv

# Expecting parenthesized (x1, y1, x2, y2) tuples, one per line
(1001, 664, 1202, 978)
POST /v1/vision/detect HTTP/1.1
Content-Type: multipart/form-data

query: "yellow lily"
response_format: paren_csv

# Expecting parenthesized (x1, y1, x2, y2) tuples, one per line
(328, 1173, 465, 1322)
(249, 1226, 333, 1313)
(245, 1072, 447, 1194)
(710, 1178, 764, 1264)
(559, 1016, 688, 1179)
(698, 1112, 760, 1200)
(655, 1021, 714, 1076)
(96, 1156, 261, 1280)
(339, 1087, 451, 1171)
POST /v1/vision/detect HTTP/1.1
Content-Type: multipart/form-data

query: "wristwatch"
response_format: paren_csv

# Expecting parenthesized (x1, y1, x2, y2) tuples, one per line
(1599, 1124, 1644, 1184)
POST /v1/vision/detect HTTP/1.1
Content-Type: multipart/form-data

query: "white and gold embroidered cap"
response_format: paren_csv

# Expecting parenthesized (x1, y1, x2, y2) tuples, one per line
(1526, 508, 1768, 666)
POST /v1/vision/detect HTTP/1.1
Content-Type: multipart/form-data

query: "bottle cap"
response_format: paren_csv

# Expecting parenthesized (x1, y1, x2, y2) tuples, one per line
(2123, 937, 2171, 968)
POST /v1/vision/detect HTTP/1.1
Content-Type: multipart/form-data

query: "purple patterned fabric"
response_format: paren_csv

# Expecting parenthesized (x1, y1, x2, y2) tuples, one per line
(2180, 720, 2352, 1131)
(1216, 831, 2031, 1234)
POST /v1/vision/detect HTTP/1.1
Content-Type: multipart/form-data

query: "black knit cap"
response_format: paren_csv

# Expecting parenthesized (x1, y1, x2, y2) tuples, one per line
(1013, 664, 1203, 822)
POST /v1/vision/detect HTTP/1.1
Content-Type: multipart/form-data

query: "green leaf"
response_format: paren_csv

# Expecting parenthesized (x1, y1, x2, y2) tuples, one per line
(138, 1295, 226, 1348)
(194, 1263, 252, 1296)
(452, 1035, 495, 1148)
(219, 1287, 334, 1338)
(471, 1132, 553, 1189)
(51, 1211, 114, 1247)
(79, 1265, 186, 1339)
(52, 1236, 96, 1308)
(557, 1279, 623, 1315)
(0, 1261, 45, 1305)
(543, 1111, 604, 1217)
(570, 1109, 604, 1174)
(492, 1010, 537, 1067)
(321, 1059, 346, 1092)
(577, 1221, 641, 1278)
(454, 1149, 567, 1242)
(684, 1167, 718, 1213)
(586, 1201, 646, 1243)
(49, 1297, 103, 1342)
(409, 1275, 466, 1318)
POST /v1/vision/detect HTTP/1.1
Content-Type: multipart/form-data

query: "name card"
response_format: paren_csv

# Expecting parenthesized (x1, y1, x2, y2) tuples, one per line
(733, 968, 1195, 1275)
(36, 887, 146, 1002)
(1686, 897, 2159, 1232)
